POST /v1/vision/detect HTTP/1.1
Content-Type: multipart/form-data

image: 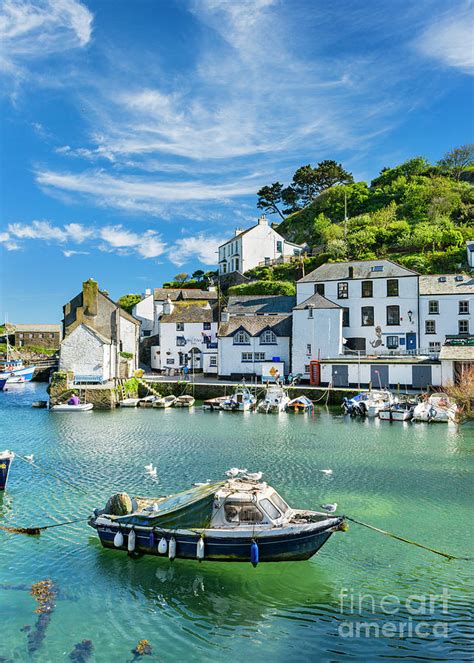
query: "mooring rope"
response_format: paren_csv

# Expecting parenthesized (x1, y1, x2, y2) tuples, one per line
(0, 517, 89, 536)
(346, 516, 473, 561)
(14, 454, 88, 495)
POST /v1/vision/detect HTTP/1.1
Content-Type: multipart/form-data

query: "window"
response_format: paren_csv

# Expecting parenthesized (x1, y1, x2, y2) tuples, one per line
(259, 498, 281, 520)
(209, 356, 217, 367)
(235, 258, 240, 271)
(49, 333, 54, 338)
(425, 320, 436, 335)
(222, 263, 227, 274)
(338, 282, 348, 299)
(459, 320, 469, 335)
(361, 281, 373, 298)
(342, 308, 350, 327)
(308, 308, 313, 319)
(176, 336, 186, 346)
(428, 301, 439, 314)
(38, 333, 43, 339)
(271, 491, 289, 514)
(315, 283, 325, 296)
(19, 333, 23, 339)
(387, 305, 400, 326)
(429, 341, 441, 351)
(387, 335, 399, 349)
(176, 322, 184, 331)
(224, 502, 263, 524)
(29, 333, 33, 338)
(234, 330, 250, 344)
(260, 330, 277, 344)
(459, 301, 469, 314)
(361, 306, 374, 326)
(203, 322, 211, 330)
(276, 240, 283, 252)
(254, 352, 265, 361)
(143, 330, 151, 337)
(304, 364, 310, 373)
(166, 358, 175, 365)
(387, 279, 399, 297)
(241, 352, 253, 362)
(307, 344, 312, 355)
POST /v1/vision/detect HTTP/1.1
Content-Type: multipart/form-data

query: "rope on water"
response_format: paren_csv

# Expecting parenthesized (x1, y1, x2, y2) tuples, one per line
(0, 517, 89, 536)
(346, 516, 473, 561)
(14, 454, 88, 495)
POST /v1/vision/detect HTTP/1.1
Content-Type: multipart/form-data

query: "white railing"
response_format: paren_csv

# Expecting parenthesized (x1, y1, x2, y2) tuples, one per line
(343, 347, 440, 359)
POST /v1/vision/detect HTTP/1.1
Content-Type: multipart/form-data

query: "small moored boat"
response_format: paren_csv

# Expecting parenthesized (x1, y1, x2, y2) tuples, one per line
(89, 471, 346, 564)
(0, 450, 14, 490)
(0, 359, 36, 384)
(50, 403, 94, 412)
(342, 390, 395, 418)
(174, 395, 195, 408)
(202, 396, 227, 410)
(220, 387, 257, 412)
(286, 395, 314, 413)
(0, 378, 8, 392)
(257, 384, 290, 413)
(32, 400, 48, 408)
(153, 395, 177, 408)
(379, 402, 414, 421)
(138, 396, 158, 408)
(412, 393, 458, 423)
(119, 398, 140, 407)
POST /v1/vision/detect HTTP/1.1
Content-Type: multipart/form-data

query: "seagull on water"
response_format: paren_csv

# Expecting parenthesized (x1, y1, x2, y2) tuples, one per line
(320, 469, 333, 476)
(320, 503, 338, 512)
(144, 463, 154, 472)
(25, 454, 34, 463)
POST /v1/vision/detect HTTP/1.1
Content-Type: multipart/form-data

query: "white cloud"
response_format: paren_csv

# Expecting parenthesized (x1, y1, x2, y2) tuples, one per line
(7, 220, 68, 242)
(168, 233, 226, 266)
(99, 225, 167, 259)
(0, 232, 20, 251)
(415, 8, 474, 75)
(63, 249, 89, 257)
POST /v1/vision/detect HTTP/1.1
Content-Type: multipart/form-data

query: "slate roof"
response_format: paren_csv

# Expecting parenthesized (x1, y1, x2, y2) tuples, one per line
(419, 274, 474, 295)
(299, 259, 418, 283)
(227, 295, 295, 315)
(218, 314, 292, 337)
(162, 302, 218, 324)
(13, 324, 61, 332)
(153, 288, 217, 301)
(293, 293, 341, 310)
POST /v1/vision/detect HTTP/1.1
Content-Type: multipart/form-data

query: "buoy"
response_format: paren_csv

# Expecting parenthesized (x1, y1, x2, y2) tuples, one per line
(127, 528, 136, 552)
(148, 530, 155, 548)
(250, 540, 259, 567)
(196, 536, 205, 561)
(158, 537, 168, 555)
(168, 536, 176, 561)
(113, 531, 124, 548)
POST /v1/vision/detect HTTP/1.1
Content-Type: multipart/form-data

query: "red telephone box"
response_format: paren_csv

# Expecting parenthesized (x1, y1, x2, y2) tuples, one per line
(309, 360, 321, 385)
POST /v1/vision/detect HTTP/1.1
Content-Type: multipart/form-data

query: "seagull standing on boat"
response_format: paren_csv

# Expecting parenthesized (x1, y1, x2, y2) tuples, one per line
(320, 503, 338, 512)
(225, 468, 247, 478)
(246, 471, 263, 481)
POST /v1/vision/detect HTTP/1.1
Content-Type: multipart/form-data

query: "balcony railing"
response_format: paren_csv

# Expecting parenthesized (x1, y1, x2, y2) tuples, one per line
(343, 347, 440, 359)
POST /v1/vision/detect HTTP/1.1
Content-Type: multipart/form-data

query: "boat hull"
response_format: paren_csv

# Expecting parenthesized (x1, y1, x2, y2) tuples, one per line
(50, 403, 94, 412)
(0, 378, 7, 391)
(0, 452, 14, 491)
(91, 520, 342, 562)
(0, 366, 35, 383)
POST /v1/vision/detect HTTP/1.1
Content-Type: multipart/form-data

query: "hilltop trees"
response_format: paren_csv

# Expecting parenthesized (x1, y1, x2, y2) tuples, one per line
(438, 144, 474, 180)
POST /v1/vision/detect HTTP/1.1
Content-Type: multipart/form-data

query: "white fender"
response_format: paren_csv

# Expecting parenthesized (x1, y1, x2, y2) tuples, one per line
(197, 536, 205, 560)
(168, 537, 176, 560)
(113, 531, 124, 548)
(158, 537, 168, 555)
(127, 528, 136, 552)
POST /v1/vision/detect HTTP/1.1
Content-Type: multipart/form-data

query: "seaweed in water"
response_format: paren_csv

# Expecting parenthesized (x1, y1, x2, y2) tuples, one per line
(27, 580, 57, 654)
(69, 640, 94, 662)
(132, 640, 153, 657)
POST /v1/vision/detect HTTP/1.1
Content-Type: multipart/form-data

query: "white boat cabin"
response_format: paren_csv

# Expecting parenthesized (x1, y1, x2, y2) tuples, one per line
(211, 479, 291, 529)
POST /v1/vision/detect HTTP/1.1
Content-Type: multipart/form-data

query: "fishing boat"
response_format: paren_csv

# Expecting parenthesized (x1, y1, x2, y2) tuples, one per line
(88, 471, 346, 564)
(153, 395, 176, 408)
(342, 390, 395, 418)
(0, 378, 8, 392)
(202, 396, 227, 410)
(174, 395, 195, 408)
(119, 398, 140, 407)
(257, 384, 290, 413)
(220, 386, 257, 411)
(379, 402, 414, 421)
(0, 359, 36, 384)
(286, 395, 314, 413)
(50, 402, 94, 412)
(412, 393, 458, 423)
(0, 450, 14, 490)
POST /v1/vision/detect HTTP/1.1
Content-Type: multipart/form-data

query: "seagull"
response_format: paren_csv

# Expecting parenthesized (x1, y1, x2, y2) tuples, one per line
(320, 469, 333, 476)
(147, 467, 157, 478)
(144, 463, 154, 472)
(320, 503, 338, 512)
(225, 467, 247, 477)
(246, 471, 263, 481)
(25, 454, 34, 463)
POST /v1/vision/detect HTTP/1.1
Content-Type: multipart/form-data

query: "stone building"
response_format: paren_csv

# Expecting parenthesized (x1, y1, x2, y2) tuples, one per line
(60, 278, 140, 383)
(14, 324, 61, 349)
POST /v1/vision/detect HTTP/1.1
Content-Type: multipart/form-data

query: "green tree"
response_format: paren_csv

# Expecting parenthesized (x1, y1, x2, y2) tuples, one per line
(174, 273, 189, 284)
(118, 293, 142, 314)
(313, 159, 353, 190)
(227, 280, 296, 296)
(192, 269, 205, 281)
(438, 144, 474, 181)
(256, 182, 285, 219)
(326, 239, 348, 260)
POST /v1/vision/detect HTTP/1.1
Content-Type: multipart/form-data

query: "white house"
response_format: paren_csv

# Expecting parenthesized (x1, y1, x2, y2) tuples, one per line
(60, 279, 140, 383)
(218, 215, 304, 275)
(150, 297, 218, 374)
(419, 274, 473, 352)
(297, 260, 420, 354)
(467, 241, 474, 269)
(132, 289, 154, 338)
(291, 293, 343, 378)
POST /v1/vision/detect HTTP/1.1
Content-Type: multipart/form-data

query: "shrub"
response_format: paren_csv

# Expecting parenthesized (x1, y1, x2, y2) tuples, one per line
(228, 280, 296, 296)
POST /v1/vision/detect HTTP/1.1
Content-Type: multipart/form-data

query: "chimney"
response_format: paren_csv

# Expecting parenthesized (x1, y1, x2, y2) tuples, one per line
(145, 288, 151, 296)
(162, 295, 173, 315)
(83, 278, 99, 318)
(258, 214, 268, 225)
(221, 307, 230, 322)
(235, 228, 244, 236)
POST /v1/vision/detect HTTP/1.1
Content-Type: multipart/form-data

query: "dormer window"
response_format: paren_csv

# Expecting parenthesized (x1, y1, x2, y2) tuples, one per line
(260, 330, 277, 344)
(234, 330, 250, 344)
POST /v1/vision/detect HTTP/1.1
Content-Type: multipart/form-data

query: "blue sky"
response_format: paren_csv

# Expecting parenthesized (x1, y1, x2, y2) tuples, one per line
(1, 0, 473, 323)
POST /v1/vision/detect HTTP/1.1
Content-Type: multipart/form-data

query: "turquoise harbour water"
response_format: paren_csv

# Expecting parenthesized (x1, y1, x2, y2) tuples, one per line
(1, 383, 473, 662)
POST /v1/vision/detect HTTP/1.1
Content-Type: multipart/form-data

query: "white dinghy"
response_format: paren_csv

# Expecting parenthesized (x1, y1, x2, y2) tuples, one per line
(50, 402, 94, 412)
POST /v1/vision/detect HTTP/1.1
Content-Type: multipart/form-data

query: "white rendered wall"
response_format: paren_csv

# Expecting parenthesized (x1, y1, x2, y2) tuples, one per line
(60, 324, 109, 381)
(218, 335, 290, 377)
(319, 361, 442, 388)
(120, 316, 139, 370)
(419, 294, 473, 348)
(291, 308, 343, 376)
(132, 295, 154, 335)
(155, 321, 218, 370)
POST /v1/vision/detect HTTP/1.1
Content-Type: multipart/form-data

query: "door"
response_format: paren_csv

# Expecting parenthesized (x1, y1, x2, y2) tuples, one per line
(371, 365, 389, 389)
(332, 365, 348, 387)
(406, 333, 417, 352)
(412, 365, 432, 389)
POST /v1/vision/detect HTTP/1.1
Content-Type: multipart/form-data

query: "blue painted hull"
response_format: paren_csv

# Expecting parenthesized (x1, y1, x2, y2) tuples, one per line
(0, 366, 35, 383)
(0, 456, 13, 490)
(0, 378, 7, 391)
(91, 519, 343, 562)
